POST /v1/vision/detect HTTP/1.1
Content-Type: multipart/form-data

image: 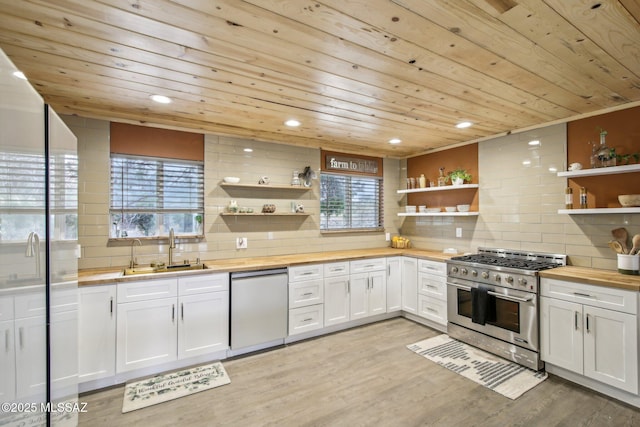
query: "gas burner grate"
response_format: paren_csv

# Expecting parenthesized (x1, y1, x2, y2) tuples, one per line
(450, 254, 559, 271)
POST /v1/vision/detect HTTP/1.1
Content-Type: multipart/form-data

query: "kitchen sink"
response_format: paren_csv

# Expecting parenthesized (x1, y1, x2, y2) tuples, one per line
(122, 263, 207, 276)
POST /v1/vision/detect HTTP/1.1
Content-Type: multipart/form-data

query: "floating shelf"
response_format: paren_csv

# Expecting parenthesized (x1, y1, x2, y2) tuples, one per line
(557, 208, 640, 215)
(398, 212, 479, 217)
(220, 183, 311, 191)
(397, 183, 478, 194)
(220, 212, 312, 216)
(557, 164, 640, 178)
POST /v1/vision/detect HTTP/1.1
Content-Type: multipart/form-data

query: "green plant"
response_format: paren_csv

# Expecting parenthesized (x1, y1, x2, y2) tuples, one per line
(446, 168, 472, 183)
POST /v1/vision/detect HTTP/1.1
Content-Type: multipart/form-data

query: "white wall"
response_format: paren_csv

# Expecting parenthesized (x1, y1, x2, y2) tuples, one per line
(401, 123, 639, 270)
(66, 116, 400, 270)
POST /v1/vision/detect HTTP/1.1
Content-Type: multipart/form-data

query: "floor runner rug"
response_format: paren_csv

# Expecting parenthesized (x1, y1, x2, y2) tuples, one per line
(407, 334, 547, 399)
(122, 361, 230, 412)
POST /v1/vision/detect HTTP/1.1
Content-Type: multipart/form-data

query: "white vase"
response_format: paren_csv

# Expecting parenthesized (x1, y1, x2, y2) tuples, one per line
(452, 177, 464, 185)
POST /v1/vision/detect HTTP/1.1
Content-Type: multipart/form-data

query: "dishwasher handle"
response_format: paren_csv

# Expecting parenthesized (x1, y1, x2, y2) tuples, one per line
(231, 268, 288, 279)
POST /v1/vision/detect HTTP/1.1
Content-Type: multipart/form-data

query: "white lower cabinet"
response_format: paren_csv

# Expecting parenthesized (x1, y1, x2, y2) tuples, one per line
(0, 296, 15, 402)
(116, 273, 229, 374)
(78, 284, 116, 382)
(323, 269, 350, 327)
(178, 290, 229, 358)
(288, 265, 325, 336)
(386, 257, 402, 312)
(350, 258, 387, 320)
(400, 257, 418, 314)
(540, 278, 638, 394)
(417, 259, 447, 326)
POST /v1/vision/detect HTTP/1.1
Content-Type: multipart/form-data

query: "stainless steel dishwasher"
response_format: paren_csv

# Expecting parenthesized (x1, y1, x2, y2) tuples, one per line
(230, 268, 288, 350)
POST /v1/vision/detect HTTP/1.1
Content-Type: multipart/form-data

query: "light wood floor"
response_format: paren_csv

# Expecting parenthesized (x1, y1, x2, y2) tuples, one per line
(78, 318, 640, 426)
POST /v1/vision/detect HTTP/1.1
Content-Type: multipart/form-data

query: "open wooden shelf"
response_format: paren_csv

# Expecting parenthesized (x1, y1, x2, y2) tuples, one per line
(397, 184, 479, 194)
(557, 164, 640, 178)
(220, 183, 311, 191)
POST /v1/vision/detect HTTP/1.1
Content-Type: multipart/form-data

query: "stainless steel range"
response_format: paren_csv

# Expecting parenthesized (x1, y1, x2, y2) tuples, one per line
(446, 247, 566, 370)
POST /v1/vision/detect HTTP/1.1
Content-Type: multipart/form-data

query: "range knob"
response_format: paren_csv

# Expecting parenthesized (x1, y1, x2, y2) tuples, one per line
(481, 271, 489, 279)
(450, 266, 459, 274)
(461, 268, 468, 275)
(506, 276, 514, 284)
(518, 277, 528, 286)
(471, 270, 478, 277)
(494, 274, 501, 282)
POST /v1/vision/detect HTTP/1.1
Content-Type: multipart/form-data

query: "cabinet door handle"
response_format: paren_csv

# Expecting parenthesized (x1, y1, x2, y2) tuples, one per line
(574, 311, 579, 330)
(347, 280, 350, 294)
(388, 265, 390, 276)
(110, 297, 114, 315)
(181, 303, 184, 320)
(574, 292, 593, 298)
(5, 330, 9, 352)
(585, 314, 590, 333)
(172, 304, 175, 321)
(18, 327, 24, 349)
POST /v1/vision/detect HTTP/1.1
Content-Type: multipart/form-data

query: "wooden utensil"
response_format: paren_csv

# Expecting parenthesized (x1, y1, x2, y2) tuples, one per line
(611, 227, 629, 254)
(631, 234, 640, 255)
(608, 240, 625, 254)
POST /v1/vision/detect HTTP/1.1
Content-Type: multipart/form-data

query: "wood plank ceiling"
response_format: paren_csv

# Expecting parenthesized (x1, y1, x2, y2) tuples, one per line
(1, 0, 639, 158)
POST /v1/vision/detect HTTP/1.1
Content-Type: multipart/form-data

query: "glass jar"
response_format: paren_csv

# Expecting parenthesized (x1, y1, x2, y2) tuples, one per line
(595, 131, 616, 168)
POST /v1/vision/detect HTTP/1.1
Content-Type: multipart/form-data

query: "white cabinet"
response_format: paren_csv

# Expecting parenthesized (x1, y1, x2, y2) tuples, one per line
(288, 265, 324, 335)
(117, 296, 178, 373)
(386, 257, 402, 312)
(324, 262, 350, 327)
(178, 273, 229, 359)
(400, 257, 418, 314)
(116, 273, 230, 373)
(417, 259, 447, 326)
(0, 296, 15, 402)
(350, 258, 387, 320)
(540, 278, 638, 394)
(79, 285, 116, 383)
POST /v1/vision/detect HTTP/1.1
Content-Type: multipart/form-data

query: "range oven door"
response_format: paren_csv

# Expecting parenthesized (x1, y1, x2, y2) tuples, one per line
(446, 278, 539, 352)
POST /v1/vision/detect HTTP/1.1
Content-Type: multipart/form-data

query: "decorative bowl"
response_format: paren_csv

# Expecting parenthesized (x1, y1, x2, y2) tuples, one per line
(444, 206, 457, 212)
(618, 194, 640, 207)
(223, 176, 240, 184)
(425, 208, 441, 213)
(456, 204, 470, 212)
(405, 205, 416, 213)
(262, 204, 276, 213)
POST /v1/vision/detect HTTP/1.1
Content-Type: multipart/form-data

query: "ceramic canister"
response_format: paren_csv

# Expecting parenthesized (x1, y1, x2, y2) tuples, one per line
(617, 254, 640, 275)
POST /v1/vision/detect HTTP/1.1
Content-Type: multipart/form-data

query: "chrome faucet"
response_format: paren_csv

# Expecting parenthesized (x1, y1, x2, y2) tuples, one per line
(25, 231, 41, 279)
(168, 228, 175, 266)
(129, 238, 142, 268)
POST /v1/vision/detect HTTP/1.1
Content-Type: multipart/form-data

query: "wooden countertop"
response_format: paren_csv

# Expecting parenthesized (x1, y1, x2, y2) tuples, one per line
(539, 266, 640, 291)
(78, 248, 453, 286)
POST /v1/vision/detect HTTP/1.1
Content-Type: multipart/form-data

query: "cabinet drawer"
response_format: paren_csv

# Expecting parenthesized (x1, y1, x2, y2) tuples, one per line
(418, 294, 448, 325)
(540, 278, 637, 315)
(289, 279, 324, 308)
(350, 258, 386, 273)
(418, 273, 447, 299)
(0, 296, 13, 321)
(15, 288, 78, 318)
(288, 304, 324, 335)
(179, 272, 229, 295)
(288, 264, 323, 282)
(418, 259, 446, 276)
(324, 261, 350, 277)
(117, 277, 178, 304)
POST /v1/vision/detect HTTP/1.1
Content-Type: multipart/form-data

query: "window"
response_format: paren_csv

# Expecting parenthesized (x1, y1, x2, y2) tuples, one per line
(110, 154, 204, 238)
(0, 151, 77, 241)
(320, 173, 383, 231)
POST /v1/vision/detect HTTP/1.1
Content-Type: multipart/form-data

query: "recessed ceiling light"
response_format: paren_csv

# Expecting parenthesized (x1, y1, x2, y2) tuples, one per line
(528, 140, 541, 146)
(455, 121, 473, 129)
(243, 148, 253, 153)
(150, 94, 172, 104)
(284, 119, 301, 127)
(388, 138, 402, 144)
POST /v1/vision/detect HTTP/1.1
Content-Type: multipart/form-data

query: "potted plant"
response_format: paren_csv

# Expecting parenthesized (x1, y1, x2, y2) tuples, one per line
(447, 168, 472, 185)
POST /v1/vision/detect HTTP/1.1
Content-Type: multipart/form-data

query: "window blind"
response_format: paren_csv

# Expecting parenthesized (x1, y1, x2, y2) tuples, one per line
(110, 154, 204, 237)
(320, 172, 383, 231)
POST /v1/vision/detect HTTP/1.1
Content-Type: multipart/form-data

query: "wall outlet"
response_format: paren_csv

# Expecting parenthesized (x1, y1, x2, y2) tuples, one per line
(456, 227, 462, 238)
(385, 232, 390, 241)
(236, 237, 247, 249)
